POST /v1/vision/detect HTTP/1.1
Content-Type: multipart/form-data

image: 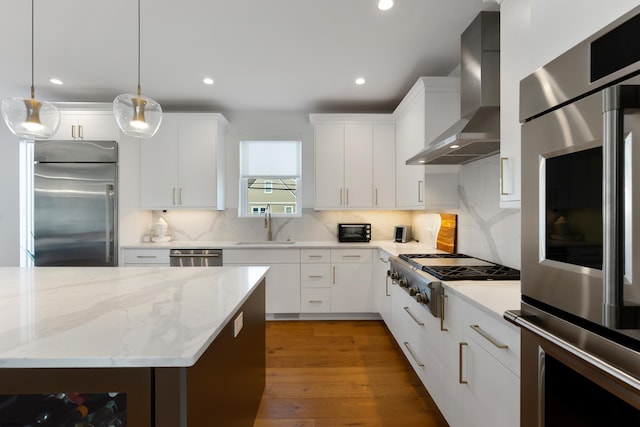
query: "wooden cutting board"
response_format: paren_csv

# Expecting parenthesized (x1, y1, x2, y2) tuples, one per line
(436, 214, 457, 253)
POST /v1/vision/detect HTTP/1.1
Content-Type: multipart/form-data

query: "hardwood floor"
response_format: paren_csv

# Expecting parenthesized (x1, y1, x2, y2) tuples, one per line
(253, 320, 449, 427)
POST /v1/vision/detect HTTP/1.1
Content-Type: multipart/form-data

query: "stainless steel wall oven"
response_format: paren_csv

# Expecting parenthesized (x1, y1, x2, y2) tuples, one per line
(507, 6, 640, 426)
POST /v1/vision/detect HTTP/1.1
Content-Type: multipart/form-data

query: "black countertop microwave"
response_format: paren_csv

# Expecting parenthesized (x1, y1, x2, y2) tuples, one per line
(338, 223, 371, 242)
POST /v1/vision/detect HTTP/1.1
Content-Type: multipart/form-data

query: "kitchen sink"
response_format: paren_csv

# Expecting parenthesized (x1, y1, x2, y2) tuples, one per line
(234, 241, 296, 245)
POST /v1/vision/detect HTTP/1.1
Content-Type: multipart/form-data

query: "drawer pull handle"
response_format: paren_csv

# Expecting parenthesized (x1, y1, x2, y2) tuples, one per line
(459, 342, 468, 384)
(136, 255, 157, 259)
(308, 255, 323, 258)
(308, 275, 323, 278)
(309, 300, 323, 304)
(403, 307, 424, 326)
(470, 324, 509, 349)
(403, 342, 424, 367)
(342, 255, 361, 258)
(440, 294, 448, 332)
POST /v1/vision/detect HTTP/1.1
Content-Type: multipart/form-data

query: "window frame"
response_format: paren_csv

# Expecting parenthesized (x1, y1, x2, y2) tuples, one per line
(239, 140, 302, 218)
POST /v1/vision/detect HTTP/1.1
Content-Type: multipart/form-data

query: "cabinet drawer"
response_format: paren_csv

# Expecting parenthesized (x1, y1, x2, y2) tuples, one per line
(330, 248, 372, 263)
(301, 288, 331, 312)
(300, 249, 331, 263)
(301, 264, 331, 287)
(464, 306, 521, 376)
(122, 249, 170, 265)
(224, 249, 301, 264)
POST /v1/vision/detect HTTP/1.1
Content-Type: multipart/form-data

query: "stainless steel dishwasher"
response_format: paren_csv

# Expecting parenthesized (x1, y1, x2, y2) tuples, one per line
(169, 249, 223, 267)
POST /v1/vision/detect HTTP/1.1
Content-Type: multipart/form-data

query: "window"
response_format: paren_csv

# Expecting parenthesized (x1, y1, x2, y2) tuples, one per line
(239, 140, 302, 217)
(264, 180, 273, 194)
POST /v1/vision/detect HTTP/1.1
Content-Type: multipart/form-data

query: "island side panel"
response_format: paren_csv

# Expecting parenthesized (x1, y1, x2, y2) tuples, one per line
(156, 278, 266, 427)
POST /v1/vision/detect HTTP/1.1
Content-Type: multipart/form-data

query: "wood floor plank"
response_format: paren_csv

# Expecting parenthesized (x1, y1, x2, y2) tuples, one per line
(253, 320, 449, 427)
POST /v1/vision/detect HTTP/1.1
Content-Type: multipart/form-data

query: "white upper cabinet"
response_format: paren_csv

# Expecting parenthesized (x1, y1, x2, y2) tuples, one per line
(372, 124, 396, 209)
(51, 107, 119, 141)
(394, 77, 460, 210)
(139, 113, 227, 210)
(499, 0, 530, 208)
(311, 114, 395, 210)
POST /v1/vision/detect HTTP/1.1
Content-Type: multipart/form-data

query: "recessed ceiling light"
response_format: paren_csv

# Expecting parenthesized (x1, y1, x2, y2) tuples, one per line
(49, 78, 63, 85)
(450, 144, 460, 149)
(419, 160, 426, 164)
(203, 77, 214, 85)
(355, 77, 366, 85)
(378, 0, 394, 11)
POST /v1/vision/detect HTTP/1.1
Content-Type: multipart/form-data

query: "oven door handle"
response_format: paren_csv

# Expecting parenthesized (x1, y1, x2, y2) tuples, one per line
(504, 310, 640, 392)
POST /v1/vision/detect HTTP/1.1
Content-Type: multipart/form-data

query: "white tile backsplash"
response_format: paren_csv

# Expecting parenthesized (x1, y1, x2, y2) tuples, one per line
(145, 209, 413, 243)
(412, 155, 521, 269)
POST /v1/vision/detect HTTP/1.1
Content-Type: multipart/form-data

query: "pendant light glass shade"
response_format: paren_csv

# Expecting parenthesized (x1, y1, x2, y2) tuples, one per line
(113, 90, 162, 138)
(2, 96, 60, 139)
(113, 0, 162, 139)
(1, 0, 60, 140)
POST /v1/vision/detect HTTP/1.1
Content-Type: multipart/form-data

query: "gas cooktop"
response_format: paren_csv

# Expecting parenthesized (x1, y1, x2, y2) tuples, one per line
(398, 253, 520, 281)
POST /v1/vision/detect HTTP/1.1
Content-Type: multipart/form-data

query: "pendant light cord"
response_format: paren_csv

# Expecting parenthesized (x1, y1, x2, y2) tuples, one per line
(137, 0, 141, 97)
(30, 0, 35, 99)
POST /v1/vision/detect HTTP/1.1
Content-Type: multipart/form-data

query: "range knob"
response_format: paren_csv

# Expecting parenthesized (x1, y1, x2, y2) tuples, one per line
(398, 277, 409, 288)
(387, 269, 399, 280)
(409, 287, 419, 296)
(416, 292, 430, 304)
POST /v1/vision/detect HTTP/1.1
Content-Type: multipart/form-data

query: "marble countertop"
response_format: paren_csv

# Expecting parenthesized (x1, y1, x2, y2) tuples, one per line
(121, 240, 521, 322)
(0, 266, 268, 369)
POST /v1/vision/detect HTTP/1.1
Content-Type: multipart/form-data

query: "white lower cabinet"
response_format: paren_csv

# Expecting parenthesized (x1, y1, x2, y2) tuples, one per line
(391, 285, 444, 402)
(441, 289, 520, 427)
(389, 285, 521, 427)
(224, 249, 301, 314)
(373, 249, 392, 327)
(121, 248, 170, 266)
(300, 248, 373, 313)
(461, 329, 520, 427)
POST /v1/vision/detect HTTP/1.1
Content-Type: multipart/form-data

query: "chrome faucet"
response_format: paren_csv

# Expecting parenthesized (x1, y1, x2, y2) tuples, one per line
(264, 204, 273, 241)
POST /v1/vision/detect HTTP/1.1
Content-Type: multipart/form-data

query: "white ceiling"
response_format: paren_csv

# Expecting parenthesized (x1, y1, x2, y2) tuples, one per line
(0, 0, 499, 113)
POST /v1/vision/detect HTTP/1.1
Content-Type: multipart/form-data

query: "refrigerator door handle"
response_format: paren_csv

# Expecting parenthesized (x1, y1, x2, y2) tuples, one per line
(105, 184, 115, 264)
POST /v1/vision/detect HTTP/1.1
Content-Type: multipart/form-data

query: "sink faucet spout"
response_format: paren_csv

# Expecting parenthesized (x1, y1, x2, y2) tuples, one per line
(264, 204, 273, 241)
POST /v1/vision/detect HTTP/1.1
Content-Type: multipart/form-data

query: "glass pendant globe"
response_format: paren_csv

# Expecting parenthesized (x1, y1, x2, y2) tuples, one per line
(1, 96, 60, 140)
(113, 93, 162, 138)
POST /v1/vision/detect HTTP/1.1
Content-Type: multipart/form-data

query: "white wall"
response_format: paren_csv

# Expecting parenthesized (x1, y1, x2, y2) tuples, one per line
(0, 125, 20, 266)
(528, 0, 640, 69)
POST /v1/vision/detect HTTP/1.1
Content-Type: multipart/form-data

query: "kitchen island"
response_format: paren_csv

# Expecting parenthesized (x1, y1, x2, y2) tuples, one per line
(0, 266, 268, 426)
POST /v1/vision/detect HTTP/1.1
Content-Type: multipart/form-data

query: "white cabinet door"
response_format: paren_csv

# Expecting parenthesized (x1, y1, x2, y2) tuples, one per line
(374, 250, 392, 327)
(314, 124, 345, 209)
(499, 0, 529, 208)
(264, 263, 301, 313)
(394, 77, 459, 209)
(121, 248, 170, 266)
(177, 120, 219, 208)
(372, 124, 396, 209)
(343, 123, 372, 208)
(52, 111, 119, 141)
(139, 114, 226, 210)
(139, 120, 179, 208)
(461, 331, 520, 427)
(395, 91, 426, 209)
(331, 262, 372, 312)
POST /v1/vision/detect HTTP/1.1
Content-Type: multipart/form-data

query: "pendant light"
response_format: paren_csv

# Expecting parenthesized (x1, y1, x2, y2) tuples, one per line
(113, 0, 162, 138)
(1, 0, 60, 140)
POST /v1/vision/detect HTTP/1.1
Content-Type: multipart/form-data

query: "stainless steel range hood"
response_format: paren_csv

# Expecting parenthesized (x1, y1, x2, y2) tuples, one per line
(407, 11, 500, 165)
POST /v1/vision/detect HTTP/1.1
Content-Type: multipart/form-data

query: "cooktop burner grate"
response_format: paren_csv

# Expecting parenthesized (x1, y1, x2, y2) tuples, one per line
(398, 253, 520, 281)
(421, 264, 521, 281)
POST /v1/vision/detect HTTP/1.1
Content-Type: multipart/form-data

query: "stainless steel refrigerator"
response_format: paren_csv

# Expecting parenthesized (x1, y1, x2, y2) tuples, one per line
(33, 140, 117, 266)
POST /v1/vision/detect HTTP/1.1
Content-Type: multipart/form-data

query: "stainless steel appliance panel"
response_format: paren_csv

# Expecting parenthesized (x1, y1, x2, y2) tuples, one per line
(34, 162, 117, 266)
(170, 249, 223, 267)
(506, 305, 640, 426)
(521, 90, 604, 324)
